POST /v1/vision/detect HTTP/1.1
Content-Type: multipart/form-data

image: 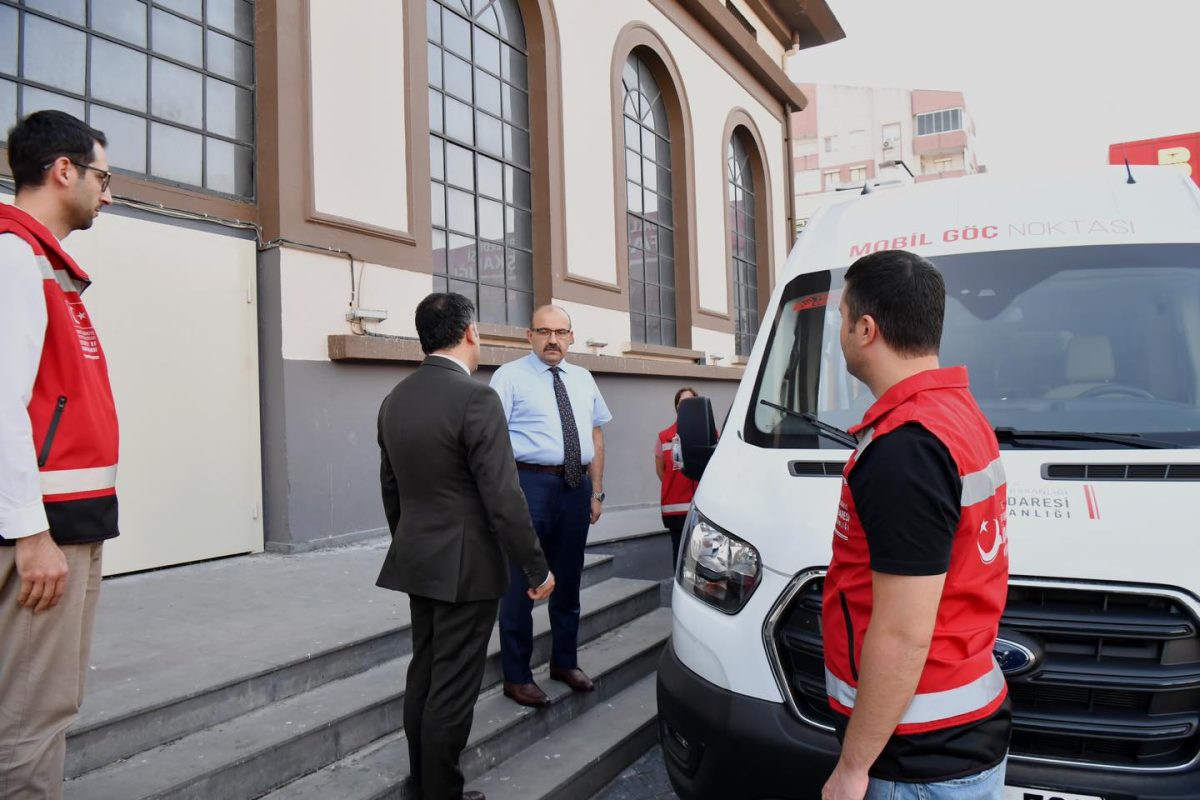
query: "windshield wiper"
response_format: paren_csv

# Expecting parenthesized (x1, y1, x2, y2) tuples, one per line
(993, 427, 1179, 449)
(760, 400, 857, 447)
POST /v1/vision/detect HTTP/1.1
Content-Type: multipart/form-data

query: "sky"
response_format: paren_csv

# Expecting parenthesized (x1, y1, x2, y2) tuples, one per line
(784, 0, 1200, 175)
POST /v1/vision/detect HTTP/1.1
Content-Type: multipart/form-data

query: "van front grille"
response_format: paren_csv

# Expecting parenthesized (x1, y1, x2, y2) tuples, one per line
(768, 574, 1200, 772)
(787, 461, 846, 477)
(1043, 463, 1200, 481)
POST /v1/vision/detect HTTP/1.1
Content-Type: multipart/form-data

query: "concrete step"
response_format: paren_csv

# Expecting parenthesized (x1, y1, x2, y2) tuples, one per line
(262, 608, 671, 800)
(64, 577, 656, 800)
(66, 551, 615, 779)
(467, 674, 658, 800)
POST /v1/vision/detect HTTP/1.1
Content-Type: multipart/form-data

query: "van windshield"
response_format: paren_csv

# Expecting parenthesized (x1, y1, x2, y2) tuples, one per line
(746, 244, 1200, 449)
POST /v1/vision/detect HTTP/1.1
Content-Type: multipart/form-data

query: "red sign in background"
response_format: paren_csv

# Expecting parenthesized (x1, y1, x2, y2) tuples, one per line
(1109, 132, 1200, 187)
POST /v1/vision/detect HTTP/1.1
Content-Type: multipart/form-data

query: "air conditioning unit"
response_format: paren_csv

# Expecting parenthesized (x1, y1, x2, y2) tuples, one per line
(882, 138, 899, 151)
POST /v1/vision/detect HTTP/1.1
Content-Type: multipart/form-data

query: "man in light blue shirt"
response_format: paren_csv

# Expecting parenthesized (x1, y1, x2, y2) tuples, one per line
(490, 305, 612, 707)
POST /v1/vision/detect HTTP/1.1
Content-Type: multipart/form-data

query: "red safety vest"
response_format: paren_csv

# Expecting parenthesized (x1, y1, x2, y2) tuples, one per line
(657, 422, 696, 517)
(0, 203, 120, 545)
(822, 366, 1007, 735)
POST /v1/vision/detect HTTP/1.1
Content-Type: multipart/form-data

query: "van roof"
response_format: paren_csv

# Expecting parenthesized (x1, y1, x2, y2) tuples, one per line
(787, 166, 1200, 276)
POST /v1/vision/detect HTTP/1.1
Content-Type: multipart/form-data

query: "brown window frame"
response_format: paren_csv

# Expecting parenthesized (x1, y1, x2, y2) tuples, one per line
(604, 23, 698, 351)
(721, 110, 775, 356)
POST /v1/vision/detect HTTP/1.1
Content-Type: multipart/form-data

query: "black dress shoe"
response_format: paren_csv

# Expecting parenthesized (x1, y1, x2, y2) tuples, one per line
(549, 665, 595, 692)
(503, 681, 551, 707)
(398, 776, 420, 799)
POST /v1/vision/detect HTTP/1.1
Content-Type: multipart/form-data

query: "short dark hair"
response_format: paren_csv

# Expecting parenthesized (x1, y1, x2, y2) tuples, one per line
(415, 292, 474, 354)
(843, 249, 945, 356)
(6, 110, 108, 192)
(673, 387, 697, 410)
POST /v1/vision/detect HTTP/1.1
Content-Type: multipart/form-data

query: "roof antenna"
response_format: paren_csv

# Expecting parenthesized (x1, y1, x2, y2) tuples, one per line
(1124, 157, 1136, 185)
(860, 181, 874, 195)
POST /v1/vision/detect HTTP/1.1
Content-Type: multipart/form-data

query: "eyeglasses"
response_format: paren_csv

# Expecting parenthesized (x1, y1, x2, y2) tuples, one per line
(43, 159, 113, 192)
(531, 327, 572, 338)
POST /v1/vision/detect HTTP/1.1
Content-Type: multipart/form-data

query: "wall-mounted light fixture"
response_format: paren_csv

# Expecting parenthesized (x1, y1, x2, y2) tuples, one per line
(346, 308, 388, 323)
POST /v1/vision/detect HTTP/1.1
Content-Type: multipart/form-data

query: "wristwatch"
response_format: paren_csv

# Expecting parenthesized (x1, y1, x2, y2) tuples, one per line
(592, 491, 605, 502)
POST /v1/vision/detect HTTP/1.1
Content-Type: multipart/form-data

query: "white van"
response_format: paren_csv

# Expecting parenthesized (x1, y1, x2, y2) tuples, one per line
(657, 167, 1200, 800)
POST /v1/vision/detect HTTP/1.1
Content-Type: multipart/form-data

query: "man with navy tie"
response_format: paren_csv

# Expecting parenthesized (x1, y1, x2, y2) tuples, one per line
(490, 305, 612, 707)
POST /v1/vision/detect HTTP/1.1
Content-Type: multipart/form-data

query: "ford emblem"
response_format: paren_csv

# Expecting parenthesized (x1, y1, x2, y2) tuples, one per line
(993, 638, 1038, 676)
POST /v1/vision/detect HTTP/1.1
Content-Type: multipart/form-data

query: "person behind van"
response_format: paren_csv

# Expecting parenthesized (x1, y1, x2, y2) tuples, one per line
(655, 387, 699, 562)
(821, 250, 1010, 800)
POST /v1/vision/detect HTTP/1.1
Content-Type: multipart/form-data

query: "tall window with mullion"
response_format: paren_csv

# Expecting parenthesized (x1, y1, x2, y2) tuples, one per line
(0, 0, 256, 198)
(427, 0, 533, 327)
(621, 51, 676, 347)
(728, 131, 759, 357)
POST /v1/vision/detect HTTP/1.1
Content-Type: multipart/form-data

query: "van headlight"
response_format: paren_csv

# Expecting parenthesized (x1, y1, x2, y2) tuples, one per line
(677, 509, 761, 614)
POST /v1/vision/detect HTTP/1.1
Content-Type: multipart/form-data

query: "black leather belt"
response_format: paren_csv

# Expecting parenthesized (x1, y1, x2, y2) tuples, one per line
(516, 462, 565, 476)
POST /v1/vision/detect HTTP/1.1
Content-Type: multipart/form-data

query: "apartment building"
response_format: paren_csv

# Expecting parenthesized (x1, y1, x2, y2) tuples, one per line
(790, 83, 981, 232)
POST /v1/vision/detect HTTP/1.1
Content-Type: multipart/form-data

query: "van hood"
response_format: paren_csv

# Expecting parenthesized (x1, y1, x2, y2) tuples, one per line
(693, 437, 1200, 590)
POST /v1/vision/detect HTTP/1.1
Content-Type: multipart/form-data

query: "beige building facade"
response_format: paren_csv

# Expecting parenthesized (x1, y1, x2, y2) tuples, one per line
(0, 0, 843, 569)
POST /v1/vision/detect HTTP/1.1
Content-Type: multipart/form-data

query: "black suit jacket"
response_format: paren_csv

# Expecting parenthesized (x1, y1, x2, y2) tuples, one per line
(376, 356, 549, 602)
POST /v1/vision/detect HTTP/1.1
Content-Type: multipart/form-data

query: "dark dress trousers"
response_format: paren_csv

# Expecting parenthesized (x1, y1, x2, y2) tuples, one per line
(499, 471, 592, 683)
(376, 356, 549, 800)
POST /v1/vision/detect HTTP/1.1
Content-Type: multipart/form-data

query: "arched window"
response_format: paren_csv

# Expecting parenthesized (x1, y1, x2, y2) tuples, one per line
(621, 51, 676, 347)
(728, 130, 759, 356)
(428, 0, 533, 326)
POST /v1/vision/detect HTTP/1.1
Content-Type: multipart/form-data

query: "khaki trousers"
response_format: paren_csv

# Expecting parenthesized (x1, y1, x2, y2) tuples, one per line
(0, 543, 103, 800)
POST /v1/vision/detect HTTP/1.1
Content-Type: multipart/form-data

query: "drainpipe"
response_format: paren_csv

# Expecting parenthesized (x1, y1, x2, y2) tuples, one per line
(784, 101, 797, 251)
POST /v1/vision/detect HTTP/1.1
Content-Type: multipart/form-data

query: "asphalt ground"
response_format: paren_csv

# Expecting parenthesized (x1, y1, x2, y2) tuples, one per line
(591, 745, 678, 800)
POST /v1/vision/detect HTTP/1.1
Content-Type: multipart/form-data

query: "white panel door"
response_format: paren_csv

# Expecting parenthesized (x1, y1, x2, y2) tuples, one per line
(62, 211, 263, 575)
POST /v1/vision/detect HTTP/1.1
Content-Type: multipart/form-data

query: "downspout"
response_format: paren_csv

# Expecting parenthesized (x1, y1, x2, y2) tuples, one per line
(784, 27, 804, 250)
(784, 101, 797, 251)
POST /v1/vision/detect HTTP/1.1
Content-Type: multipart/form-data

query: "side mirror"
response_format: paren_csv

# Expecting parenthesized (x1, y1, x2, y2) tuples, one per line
(677, 396, 718, 481)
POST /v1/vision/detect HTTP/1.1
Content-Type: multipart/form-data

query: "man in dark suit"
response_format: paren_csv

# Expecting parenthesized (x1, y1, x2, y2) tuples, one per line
(377, 292, 555, 800)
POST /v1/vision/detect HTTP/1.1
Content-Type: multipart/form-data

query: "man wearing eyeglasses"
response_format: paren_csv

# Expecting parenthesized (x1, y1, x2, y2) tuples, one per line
(0, 110, 117, 799)
(490, 305, 612, 708)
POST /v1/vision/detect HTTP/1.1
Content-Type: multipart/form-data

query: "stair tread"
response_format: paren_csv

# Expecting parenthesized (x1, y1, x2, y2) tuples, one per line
(66, 581, 660, 800)
(75, 552, 615, 735)
(262, 608, 671, 800)
(467, 675, 659, 800)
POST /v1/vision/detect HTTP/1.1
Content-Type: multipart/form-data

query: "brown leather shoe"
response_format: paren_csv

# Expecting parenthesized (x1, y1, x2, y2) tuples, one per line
(503, 681, 551, 707)
(549, 665, 595, 692)
(463, 792, 485, 800)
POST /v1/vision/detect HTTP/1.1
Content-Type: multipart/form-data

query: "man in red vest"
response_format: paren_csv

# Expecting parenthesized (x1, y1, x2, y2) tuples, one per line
(821, 250, 1010, 800)
(0, 110, 117, 799)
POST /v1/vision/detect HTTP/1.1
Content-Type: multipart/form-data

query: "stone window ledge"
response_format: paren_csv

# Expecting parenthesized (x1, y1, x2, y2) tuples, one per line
(475, 322, 529, 345)
(621, 342, 706, 362)
(328, 335, 744, 380)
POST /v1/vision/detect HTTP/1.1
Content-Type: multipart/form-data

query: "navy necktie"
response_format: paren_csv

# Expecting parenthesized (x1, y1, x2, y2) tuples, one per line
(550, 367, 583, 489)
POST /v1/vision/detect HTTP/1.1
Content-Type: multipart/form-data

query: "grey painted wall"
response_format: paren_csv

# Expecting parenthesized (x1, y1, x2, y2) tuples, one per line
(587, 373, 736, 507)
(257, 249, 293, 552)
(261, 353, 738, 552)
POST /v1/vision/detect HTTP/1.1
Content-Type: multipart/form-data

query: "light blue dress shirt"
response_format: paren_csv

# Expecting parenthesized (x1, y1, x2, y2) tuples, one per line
(490, 352, 612, 465)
